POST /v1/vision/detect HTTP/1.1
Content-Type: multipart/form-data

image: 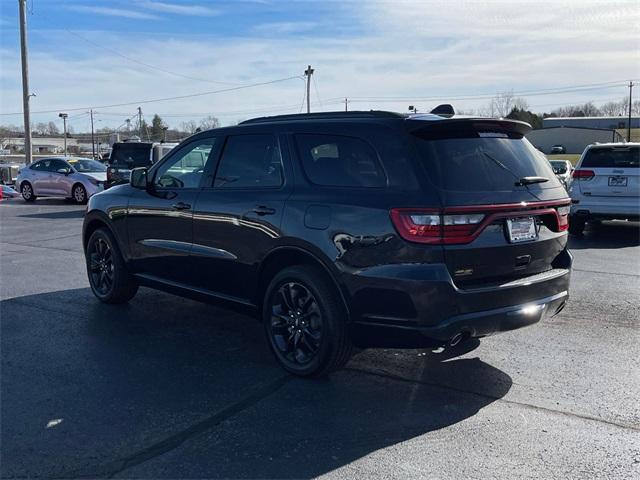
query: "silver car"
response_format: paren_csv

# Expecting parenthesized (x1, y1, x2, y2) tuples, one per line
(15, 157, 107, 204)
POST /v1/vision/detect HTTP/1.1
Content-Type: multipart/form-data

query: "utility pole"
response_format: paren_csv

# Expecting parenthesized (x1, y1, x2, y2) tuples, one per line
(304, 65, 314, 114)
(90, 109, 95, 159)
(628, 81, 634, 142)
(58, 113, 68, 156)
(138, 107, 143, 138)
(18, 0, 32, 165)
(344, 98, 348, 112)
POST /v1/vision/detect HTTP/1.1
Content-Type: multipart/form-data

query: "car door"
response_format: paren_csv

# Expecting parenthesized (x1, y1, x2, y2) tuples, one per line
(48, 159, 73, 196)
(127, 136, 220, 284)
(190, 132, 292, 302)
(27, 159, 53, 195)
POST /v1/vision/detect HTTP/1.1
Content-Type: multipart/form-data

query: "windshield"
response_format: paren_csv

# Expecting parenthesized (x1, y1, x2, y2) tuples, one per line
(581, 147, 639, 169)
(68, 159, 107, 173)
(413, 129, 558, 192)
(110, 143, 152, 168)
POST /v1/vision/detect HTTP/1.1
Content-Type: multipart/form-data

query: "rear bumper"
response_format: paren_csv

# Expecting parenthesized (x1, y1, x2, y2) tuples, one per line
(571, 197, 640, 220)
(346, 251, 572, 348)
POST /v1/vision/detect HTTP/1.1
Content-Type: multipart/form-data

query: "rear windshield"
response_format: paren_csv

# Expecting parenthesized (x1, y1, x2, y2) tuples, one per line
(413, 126, 557, 192)
(110, 143, 152, 168)
(581, 147, 639, 168)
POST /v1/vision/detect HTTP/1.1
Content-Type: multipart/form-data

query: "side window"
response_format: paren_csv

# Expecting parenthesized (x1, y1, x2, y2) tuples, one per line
(214, 134, 282, 188)
(154, 138, 216, 189)
(30, 161, 44, 171)
(50, 159, 69, 173)
(295, 134, 386, 187)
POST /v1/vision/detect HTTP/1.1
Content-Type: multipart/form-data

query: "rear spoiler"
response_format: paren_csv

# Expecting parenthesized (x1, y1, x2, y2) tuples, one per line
(407, 118, 532, 138)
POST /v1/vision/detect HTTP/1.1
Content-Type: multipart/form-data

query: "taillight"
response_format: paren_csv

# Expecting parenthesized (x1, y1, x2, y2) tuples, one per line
(556, 205, 570, 231)
(572, 169, 595, 180)
(390, 209, 485, 245)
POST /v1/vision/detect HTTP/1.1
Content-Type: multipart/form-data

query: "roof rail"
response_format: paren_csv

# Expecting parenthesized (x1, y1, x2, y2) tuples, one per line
(239, 110, 407, 125)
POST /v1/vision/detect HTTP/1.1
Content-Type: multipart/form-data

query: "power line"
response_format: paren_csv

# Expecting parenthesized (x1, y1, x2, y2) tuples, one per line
(64, 29, 238, 86)
(0, 75, 303, 116)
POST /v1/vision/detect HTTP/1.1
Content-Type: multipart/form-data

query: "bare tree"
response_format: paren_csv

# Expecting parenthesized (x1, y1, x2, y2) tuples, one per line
(600, 101, 623, 116)
(490, 91, 515, 117)
(46, 121, 60, 135)
(179, 120, 198, 134)
(199, 115, 220, 130)
(34, 122, 48, 135)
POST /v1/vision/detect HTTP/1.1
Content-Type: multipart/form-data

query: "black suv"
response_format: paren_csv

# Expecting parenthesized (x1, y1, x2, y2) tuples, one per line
(83, 110, 572, 376)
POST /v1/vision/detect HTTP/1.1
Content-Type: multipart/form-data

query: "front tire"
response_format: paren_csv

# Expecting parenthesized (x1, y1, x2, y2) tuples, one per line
(263, 265, 353, 377)
(21, 182, 36, 202)
(73, 184, 88, 204)
(86, 228, 138, 303)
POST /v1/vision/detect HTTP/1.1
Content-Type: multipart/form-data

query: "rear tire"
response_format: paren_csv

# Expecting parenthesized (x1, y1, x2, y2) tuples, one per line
(263, 265, 353, 377)
(569, 216, 586, 235)
(73, 184, 88, 204)
(21, 182, 36, 202)
(86, 228, 138, 304)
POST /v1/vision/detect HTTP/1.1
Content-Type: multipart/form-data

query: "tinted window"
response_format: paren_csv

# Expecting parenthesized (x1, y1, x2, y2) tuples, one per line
(110, 143, 152, 168)
(214, 135, 282, 188)
(50, 159, 70, 173)
(581, 147, 639, 168)
(155, 139, 216, 189)
(68, 159, 107, 172)
(296, 134, 386, 187)
(30, 161, 47, 171)
(413, 129, 557, 192)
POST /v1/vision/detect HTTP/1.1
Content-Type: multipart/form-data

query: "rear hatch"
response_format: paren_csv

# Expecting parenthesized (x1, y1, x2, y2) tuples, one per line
(573, 145, 639, 198)
(399, 118, 570, 287)
(107, 142, 153, 186)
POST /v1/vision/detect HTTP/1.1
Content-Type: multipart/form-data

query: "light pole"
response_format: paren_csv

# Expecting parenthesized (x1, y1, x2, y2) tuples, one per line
(58, 113, 68, 156)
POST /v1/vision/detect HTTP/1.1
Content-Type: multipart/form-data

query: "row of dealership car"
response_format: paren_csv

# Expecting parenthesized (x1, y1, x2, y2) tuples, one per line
(6, 138, 638, 238)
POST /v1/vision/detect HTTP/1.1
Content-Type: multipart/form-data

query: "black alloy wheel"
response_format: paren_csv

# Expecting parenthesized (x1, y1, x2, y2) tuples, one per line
(85, 228, 138, 303)
(88, 237, 114, 296)
(270, 281, 323, 366)
(263, 265, 353, 377)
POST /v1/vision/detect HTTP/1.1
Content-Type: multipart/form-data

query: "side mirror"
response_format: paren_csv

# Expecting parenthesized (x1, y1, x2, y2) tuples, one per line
(57, 168, 70, 175)
(130, 167, 149, 189)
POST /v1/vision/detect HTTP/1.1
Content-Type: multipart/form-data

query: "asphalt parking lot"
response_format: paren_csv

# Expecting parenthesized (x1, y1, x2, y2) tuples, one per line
(1, 198, 639, 479)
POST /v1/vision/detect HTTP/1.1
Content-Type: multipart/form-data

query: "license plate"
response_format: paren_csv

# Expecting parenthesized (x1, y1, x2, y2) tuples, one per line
(608, 176, 627, 187)
(506, 217, 537, 243)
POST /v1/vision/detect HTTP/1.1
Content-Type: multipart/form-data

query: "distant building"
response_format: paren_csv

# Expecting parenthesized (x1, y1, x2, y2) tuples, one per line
(542, 116, 640, 130)
(0, 136, 79, 154)
(526, 127, 623, 155)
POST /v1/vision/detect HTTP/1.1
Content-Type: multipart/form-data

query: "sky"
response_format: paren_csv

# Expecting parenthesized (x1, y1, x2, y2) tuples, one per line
(0, 0, 639, 132)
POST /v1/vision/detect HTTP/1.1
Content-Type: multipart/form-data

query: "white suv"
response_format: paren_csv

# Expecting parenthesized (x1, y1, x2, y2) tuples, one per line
(569, 143, 639, 235)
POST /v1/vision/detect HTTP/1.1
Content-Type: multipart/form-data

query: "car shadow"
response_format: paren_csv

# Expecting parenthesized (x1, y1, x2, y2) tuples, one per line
(569, 220, 640, 249)
(1, 288, 511, 478)
(17, 209, 86, 219)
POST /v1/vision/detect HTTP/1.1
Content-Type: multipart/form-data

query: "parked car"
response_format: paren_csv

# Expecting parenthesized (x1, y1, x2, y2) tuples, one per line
(15, 157, 107, 203)
(550, 144, 566, 154)
(0, 184, 20, 199)
(549, 159, 573, 188)
(106, 141, 177, 188)
(83, 110, 572, 377)
(569, 143, 639, 235)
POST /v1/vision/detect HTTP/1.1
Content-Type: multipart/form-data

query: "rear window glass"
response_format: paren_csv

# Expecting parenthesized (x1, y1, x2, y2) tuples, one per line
(295, 134, 386, 187)
(110, 143, 152, 168)
(581, 147, 639, 168)
(413, 128, 557, 192)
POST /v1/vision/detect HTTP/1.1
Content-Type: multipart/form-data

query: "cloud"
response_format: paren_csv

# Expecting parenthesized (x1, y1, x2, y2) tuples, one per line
(64, 5, 160, 20)
(252, 22, 319, 35)
(1, 1, 638, 127)
(137, 1, 219, 16)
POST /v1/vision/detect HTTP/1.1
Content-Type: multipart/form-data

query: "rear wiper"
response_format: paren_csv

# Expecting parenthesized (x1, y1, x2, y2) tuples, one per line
(515, 176, 549, 186)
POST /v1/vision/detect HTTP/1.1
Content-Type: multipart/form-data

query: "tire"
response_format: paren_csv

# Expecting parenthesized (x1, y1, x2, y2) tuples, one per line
(86, 227, 138, 304)
(73, 184, 88, 204)
(569, 216, 586, 235)
(263, 265, 353, 377)
(21, 182, 36, 202)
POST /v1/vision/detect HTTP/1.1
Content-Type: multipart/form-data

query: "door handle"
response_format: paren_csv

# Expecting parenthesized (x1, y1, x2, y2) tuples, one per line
(172, 202, 191, 210)
(252, 206, 276, 216)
